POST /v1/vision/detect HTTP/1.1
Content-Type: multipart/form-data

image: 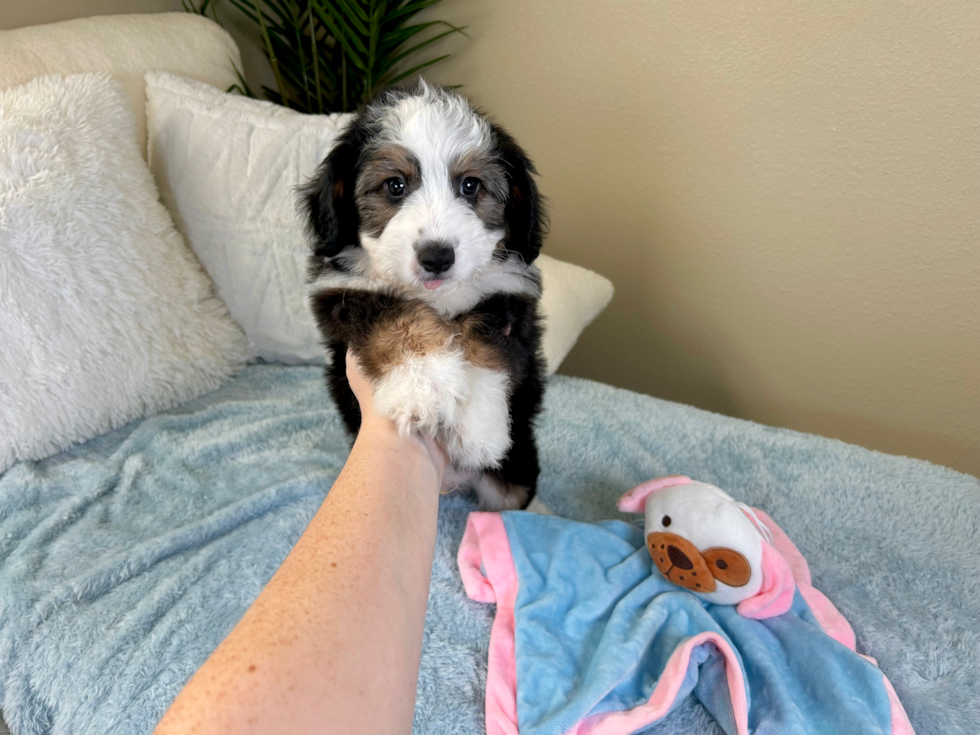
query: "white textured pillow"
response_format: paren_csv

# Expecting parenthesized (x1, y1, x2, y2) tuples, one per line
(0, 13, 241, 159)
(536, 254, 613, 372)
(147, 71, 350, 364)
(145, 72, 613, 373)
(0, 74, 248, 473)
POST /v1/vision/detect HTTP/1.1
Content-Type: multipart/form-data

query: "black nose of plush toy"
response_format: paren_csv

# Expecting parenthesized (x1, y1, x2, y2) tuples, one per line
(667, 545, 694, 570)
(417, 242, 455, 275)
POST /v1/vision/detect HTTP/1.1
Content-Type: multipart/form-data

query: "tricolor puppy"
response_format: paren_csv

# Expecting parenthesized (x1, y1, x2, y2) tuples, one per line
(302, 81, 547, 510)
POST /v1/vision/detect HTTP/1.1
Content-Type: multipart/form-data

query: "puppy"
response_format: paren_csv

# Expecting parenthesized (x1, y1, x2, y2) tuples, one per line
(302, 81, 547, 510)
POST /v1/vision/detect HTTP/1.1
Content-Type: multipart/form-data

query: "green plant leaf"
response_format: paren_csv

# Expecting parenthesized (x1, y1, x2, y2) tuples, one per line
(376, 20, 458, 55)
(211, 0, 466, 114)
(334, 0, 371, 39)
(340, 0, 370, 25)
(261, 0, 294, 21)
(378, 24, 466, 75)
(311, 3, 368, 70)
(382, 0, 446, 28)
(310, 7, 324, 113)
(226, 0, 261, 27)
(251, 0, 290, 107)
(384, 53, 450, 86)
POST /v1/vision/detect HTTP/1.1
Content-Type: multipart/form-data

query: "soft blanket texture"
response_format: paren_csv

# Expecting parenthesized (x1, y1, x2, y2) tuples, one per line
(0, 73, 247, 474)
(0, 366, 976, 734)
(459, 511, 909, 734)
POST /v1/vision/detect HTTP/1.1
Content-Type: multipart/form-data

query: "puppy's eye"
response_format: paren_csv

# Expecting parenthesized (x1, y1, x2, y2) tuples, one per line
(459, 177, 480, 197)
(385, 178, 406, 198)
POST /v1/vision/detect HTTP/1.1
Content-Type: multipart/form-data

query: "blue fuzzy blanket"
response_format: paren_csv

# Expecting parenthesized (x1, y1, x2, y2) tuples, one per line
(0, 366, 977, 734)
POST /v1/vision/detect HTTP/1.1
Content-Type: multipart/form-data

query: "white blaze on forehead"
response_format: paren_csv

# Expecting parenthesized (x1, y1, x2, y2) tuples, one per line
(376, 83, 492, 177)
(380, 82, 492, 198)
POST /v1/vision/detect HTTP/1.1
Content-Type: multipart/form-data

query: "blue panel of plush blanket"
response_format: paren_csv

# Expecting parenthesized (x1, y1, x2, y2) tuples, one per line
(0, 365, 977, 734)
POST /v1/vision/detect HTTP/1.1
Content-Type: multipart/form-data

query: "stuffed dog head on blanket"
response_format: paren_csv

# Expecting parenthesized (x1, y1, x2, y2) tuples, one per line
(618, 476, 796, 618)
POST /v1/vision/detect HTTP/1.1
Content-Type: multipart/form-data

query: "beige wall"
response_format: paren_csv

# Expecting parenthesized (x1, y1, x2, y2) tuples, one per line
(418, 0, 979, 478)
(6, 1, 978, 477)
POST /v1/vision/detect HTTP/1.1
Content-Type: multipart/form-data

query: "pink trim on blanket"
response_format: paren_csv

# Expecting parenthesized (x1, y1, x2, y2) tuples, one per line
(566, 631, 749, 735)
(460, 509, 913, 735)
(880, 668, 916, 735)
(753, 510, 914, 734)
(459, 513, 747, 735)
(458, 514, 497, 604)
(797, 584, 857, 650)
(458, 513, 521, 735)
(752, 510, 856, 647)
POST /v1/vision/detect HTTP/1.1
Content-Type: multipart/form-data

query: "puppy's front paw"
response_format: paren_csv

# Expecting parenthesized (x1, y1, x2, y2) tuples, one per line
(372, 350, 469, 437)
(442, 366, 512, 469)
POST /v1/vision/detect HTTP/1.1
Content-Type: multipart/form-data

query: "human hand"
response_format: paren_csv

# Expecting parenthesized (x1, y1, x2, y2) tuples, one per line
(345, 350, 450, 476)
(345, 348, 379, 420)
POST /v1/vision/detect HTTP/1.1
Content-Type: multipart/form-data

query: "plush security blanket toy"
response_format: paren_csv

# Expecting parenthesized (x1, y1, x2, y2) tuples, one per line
(617, 475, 794, 617)
(458, 476, 914, 735)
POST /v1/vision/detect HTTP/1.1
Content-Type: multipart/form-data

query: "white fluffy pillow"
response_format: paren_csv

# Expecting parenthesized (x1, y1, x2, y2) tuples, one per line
(145, 72, 612, 373)
(146, 71, 350, 364)
(0, 13, 242, 159)
(0, 74, 248, 473)
(536, 254, 613, 372)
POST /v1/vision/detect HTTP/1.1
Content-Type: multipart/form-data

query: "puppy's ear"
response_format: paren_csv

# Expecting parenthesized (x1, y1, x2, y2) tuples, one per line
(493, 123, 548, 264)
(302, 121, 367, 258)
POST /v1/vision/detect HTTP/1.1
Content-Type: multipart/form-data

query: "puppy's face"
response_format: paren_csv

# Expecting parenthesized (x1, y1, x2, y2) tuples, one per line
(354, 94, 509, 291)
(304, 82, 546, 303)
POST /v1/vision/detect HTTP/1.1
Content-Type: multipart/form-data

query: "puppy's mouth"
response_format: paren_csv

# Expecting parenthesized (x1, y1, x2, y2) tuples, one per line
(418, 268, 455, 290)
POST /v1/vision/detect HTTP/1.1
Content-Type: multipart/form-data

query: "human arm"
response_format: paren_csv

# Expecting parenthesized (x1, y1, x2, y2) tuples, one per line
(154, 351, 447, 735)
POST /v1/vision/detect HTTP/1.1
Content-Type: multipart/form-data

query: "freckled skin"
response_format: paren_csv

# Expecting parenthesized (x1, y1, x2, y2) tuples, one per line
(153, 355, 447, 735)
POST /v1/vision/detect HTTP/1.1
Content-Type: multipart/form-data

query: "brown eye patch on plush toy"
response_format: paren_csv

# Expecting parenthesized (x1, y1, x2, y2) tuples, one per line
(647, 532, 752, 593)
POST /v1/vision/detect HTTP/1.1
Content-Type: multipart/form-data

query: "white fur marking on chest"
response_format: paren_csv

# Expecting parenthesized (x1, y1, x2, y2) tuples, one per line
(372, 351, 512, 469)
(444, 364, 511, 469)
(373, 350, 469, 438)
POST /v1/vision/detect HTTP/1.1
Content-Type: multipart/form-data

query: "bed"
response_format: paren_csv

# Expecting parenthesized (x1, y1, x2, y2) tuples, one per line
(1, 364, 977, 734)
(1, 13, 978, 735)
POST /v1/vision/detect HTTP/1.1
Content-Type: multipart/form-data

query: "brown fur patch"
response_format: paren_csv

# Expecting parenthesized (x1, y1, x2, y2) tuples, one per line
(451, 150, 507, 230)
(458, 328, 506, 371)
(358, 301, 508, 378)
(355, 145, 421, 237)
(454, 309, 509, 372)
(357, 301, 451, 377)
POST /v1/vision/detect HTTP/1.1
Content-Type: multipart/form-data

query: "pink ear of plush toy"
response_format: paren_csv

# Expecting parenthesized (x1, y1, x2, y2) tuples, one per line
(617, 476, 795, 619)
(617, 475, 694, 513)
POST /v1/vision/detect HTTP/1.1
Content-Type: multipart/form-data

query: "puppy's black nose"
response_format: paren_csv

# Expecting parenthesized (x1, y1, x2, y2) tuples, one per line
(417, 242, 455, 275)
